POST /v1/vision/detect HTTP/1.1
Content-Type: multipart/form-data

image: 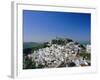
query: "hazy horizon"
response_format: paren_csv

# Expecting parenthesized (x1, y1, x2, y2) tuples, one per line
(23, 38, 90, 43)
(23, 10, 91, 42)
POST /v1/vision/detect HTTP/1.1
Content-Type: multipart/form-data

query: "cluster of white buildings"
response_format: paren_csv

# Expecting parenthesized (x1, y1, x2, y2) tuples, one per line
(86, 44, 91, 53)
(27, 40, 91, 68)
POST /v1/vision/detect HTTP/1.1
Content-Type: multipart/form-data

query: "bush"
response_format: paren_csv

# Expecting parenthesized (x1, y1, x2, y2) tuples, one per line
(51, 39, 66, 45)
(79, 52, 91, 60)
(23, 48, 33, 56)
(23, 56, 36, 69)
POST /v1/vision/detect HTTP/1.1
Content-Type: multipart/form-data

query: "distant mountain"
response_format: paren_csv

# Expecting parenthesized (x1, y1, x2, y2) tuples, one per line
(78, 41, 90, 45)
(23, 42, 43, 49)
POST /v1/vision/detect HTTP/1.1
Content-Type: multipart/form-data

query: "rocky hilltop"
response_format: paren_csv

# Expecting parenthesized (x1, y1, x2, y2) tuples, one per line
(23, 38, 91, 69)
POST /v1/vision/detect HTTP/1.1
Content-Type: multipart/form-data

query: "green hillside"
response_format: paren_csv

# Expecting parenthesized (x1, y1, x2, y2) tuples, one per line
(23, 42, 42, 49)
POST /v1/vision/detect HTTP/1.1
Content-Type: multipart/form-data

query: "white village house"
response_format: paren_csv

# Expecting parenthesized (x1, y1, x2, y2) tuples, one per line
(86, 44, 91, 53)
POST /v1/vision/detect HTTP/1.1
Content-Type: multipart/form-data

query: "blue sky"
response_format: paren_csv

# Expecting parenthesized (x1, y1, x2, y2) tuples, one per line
(23, 10, 91, 42)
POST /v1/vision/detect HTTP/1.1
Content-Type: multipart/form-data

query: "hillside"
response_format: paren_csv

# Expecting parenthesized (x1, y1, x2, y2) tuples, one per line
(23, 42, 43, 49)
(23, 38, 91, 69)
